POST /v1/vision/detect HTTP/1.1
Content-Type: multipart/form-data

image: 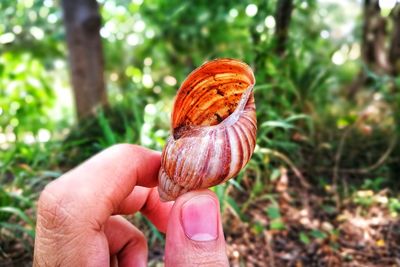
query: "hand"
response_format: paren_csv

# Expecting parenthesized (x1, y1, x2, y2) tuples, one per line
(33, 144, 229, 266)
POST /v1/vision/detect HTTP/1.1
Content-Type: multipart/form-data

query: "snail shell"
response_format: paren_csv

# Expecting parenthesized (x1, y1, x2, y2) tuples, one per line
(158, 58, 257, 201)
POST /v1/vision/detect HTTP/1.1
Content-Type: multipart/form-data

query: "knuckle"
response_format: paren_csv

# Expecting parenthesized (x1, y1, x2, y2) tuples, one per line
(34, 185, 82, 267)
(140, 187, 158, 213)
(168, 245, 228, 267)
(130, 224, 147, 246)
(191, 252, 228, 266)
(37, 184, 75, 231)
(133, 232, 147, 249)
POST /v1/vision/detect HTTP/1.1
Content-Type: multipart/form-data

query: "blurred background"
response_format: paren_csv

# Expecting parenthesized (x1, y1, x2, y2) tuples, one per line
(1, 0, 400, 266)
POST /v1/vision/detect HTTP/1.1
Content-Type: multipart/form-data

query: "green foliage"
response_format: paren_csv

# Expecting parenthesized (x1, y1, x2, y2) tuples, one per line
(266, 204, 285, 230)
(361, 177, 388, 191)
(0, 0, 64, 57)
(0, 182, 36, 240)
(0, 52, 55, 136)
(299, 231, 310, 244)
(310, 229, 327, 240)
(389, 198, 400, 215)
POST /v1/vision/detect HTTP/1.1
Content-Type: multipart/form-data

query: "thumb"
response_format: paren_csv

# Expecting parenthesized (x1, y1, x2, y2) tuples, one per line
(164, 190, 229, 267)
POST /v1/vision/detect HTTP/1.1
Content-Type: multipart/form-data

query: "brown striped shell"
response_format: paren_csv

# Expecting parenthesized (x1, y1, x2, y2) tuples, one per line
(158, 58, 257, 201)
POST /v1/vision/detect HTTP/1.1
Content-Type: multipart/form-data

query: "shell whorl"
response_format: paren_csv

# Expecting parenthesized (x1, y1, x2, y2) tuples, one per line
(158, 58, 257, 201)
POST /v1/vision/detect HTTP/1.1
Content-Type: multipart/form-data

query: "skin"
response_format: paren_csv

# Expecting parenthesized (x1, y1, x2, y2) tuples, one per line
(33, 144, 229, 267)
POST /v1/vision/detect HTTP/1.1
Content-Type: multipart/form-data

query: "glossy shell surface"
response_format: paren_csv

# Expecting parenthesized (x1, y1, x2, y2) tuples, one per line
(158, 58, 257, 201)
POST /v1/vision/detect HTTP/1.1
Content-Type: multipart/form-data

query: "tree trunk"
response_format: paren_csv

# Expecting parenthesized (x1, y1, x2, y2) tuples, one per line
(362, 0, 390, 73)
(389, 3, 400, 75)
(274, 0, 294, 56)
(62, 0, 107, 119)
(349, 0, 391, 98)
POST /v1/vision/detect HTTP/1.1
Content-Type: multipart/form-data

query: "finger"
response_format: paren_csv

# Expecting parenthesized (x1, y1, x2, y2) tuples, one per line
(41, 144, 161, 225)
(104, 216, 147, 267)
(116, 187, 173, 233)
(165, 190, 229, 267)
(116, 186, 151, 214)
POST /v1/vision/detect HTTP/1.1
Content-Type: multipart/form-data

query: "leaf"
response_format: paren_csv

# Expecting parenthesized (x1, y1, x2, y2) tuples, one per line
(322, 205, 336, 214)
(0, 206, 35, 227)
(261, 121, 295, 130)
(141, 215, 163, 244)
(270, 219, 285, 230)
(310, 229, 327, 239)
(253, 84, 274, 92)
(285, 114, 310, 123)
(0, 222, 35, 238)
(226, 196, 246, 221)
(270, 168, 280, 181)
(266, 205, 281, 220)
(40, 170, 62, 178)
(228, 179, 245, 192)
(97, 110, 117, 146)
(299, 232, 310, 244)
(212, 184, 227, 212)
(251, 222, 264, 234)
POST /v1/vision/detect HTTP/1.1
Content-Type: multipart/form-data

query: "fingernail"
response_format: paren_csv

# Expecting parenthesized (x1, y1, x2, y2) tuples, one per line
(181, 195, 218, 242)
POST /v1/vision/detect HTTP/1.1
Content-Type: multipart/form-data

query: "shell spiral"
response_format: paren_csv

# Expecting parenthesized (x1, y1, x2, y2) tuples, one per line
(158, 58, 257, 201)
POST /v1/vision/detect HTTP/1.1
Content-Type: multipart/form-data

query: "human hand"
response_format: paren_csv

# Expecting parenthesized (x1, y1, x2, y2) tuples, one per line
(33, 144, 228, 266)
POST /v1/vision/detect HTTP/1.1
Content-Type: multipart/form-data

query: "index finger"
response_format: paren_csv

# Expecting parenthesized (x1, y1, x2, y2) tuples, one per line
(41, 144, 161, 226)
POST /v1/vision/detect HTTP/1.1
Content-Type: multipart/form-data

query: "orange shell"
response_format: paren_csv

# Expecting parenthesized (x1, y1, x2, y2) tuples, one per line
(158, 58, 257, 201)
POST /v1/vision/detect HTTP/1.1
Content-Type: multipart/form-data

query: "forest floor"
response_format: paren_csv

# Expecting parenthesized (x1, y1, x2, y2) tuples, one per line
(221, 174, 400, 267)
(1, 171, 399, 267)
(146, 169, 400, 267)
